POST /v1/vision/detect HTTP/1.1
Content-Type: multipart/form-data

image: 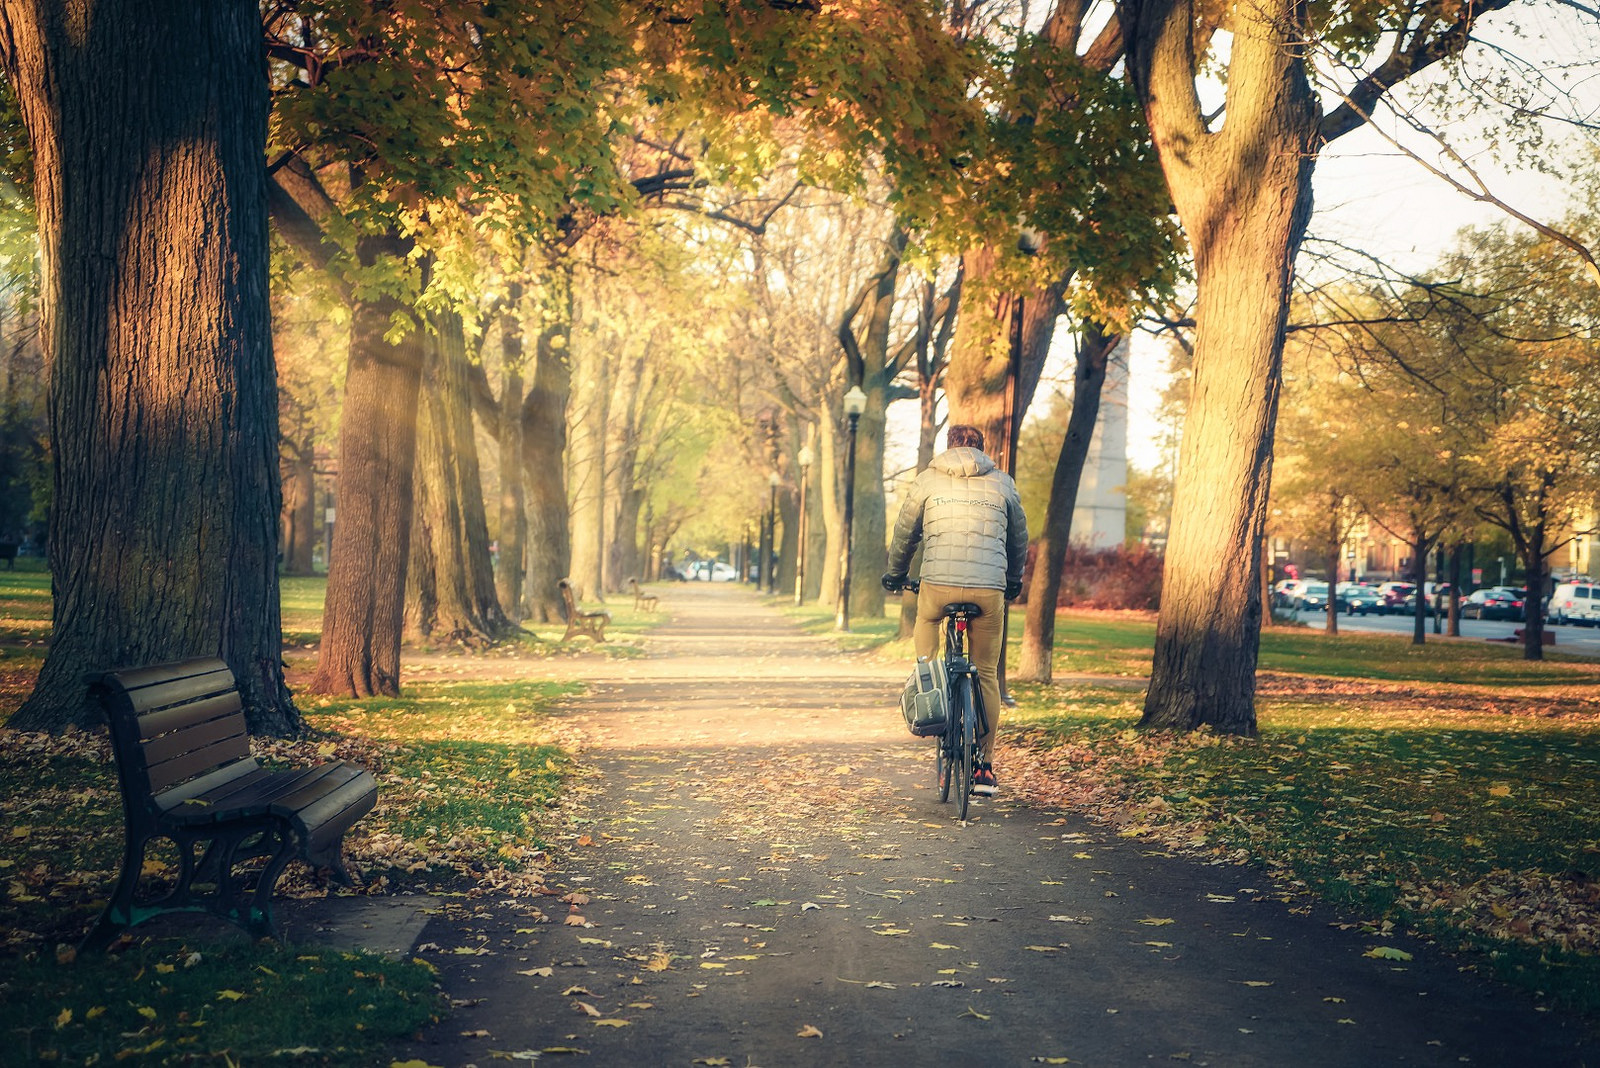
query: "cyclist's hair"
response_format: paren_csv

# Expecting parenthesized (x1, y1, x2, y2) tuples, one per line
(947, 425, 984, 451)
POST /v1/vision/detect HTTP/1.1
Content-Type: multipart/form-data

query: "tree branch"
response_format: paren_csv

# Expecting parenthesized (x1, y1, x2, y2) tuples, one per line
(265, 173, 352, 306)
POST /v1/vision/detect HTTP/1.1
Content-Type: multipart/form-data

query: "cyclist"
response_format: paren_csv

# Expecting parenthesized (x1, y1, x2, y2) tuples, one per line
(882, 425, 1028, 797)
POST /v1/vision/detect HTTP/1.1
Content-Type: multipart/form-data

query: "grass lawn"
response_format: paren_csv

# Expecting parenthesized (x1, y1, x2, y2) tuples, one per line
(0, 570, 621, 1065)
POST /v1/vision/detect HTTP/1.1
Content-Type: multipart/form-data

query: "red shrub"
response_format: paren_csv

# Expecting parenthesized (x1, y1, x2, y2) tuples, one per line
(1021, 543, 1164, 611)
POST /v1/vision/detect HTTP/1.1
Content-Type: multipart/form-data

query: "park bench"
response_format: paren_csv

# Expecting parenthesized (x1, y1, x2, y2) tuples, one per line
(81, 657, 377, 950)
(559, 578, 610, 643)
(628, 577, 658, 612)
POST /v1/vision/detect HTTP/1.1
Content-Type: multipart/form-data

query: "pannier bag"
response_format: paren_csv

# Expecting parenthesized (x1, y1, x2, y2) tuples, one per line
(900, 656, 949, 736)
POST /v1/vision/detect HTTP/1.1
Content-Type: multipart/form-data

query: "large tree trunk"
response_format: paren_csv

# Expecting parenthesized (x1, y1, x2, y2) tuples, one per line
(2, 1, 298, 734)
(606, 355, 646, 592)
(523, 316, 573, 624)
(943, 246, 1058, 462)
(308, 233, 424, 697)
(1016, 323, 1119, 682)
(1127, 0, 1319, 735)
(496, 296, 529, 621)
(567, 335, 608, 602)
(1521, 532, 1547, 662)
(280, 431, 317, 576)
(816, 402, 843, 606)
(406, 310, 509, 646)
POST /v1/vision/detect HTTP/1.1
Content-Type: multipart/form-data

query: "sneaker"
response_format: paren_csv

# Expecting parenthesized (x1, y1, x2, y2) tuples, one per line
(972, 764, 997, 797)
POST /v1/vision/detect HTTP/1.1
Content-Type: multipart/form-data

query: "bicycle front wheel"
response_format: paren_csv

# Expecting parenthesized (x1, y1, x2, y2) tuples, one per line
(953, 673, 977, 820)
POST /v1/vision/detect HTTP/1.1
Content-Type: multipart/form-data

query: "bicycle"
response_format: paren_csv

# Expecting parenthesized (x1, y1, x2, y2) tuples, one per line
(899, 579, 989, 820)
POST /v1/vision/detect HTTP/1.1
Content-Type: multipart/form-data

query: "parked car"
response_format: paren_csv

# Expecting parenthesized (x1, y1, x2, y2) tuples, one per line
(1296, 582, 1334, 612)
(1272, 579, 1307, 608)
(1344, 586, 1386, 615)
(1378, 582, 1417, 615)
(1461, 587, 1526, 621)
(1549, 581, 1600, 626)
(689, 560, 738, 582)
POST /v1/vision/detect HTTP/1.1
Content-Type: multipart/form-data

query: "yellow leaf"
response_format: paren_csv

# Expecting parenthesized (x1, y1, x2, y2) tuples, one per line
(1488, 784, 1511, 798)
(1363, 946, 1412, 961)
(389, 1061, 444, 1068)
(1239, 981, 1273, 987)
(216, 990, 247, 1001)
(592, 1019, 630, 1028)
(574, 1002, 601, 1018)
(1138, 917, 1175, 927)
(86, 1007, 106, 1020)
(136, 1006, 157, 1020)
(1024, 945, 1059, 952)
(700, 962, 726, 969)
(517, 967, 554, 977)
(796, 1024, 823, 1038)
(155, 963, 175, 974)
(54, 1007, 71, 1030)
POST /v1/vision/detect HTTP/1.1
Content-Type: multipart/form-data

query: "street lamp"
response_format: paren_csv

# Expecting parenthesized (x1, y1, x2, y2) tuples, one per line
(766, 471, 780, 594)
(836, 385, 868, 631)
(794, 444, 813, 605)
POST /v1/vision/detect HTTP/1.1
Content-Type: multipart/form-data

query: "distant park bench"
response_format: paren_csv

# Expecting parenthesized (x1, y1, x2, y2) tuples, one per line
(82, 657, 377, 950)
(628, 577, 658, 612)
(559, 579, 609, 643)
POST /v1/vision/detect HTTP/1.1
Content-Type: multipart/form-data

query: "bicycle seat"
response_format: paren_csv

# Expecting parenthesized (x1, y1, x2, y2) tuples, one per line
(942, 602, 983, 619)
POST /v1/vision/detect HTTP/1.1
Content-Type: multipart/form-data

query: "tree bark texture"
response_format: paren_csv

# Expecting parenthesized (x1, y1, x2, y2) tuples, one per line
(1, 1, 298, 734)
(496, 298, 528, 620)
(1126, 0, 1319, 735)
(522, 318, 573, 624)
(1016, 324, 1119, 682)
(308, 232, 424, 697)
(406, 310, 510, 646)
(816, 396, 843, 607)
(943, 245, 1060, 463)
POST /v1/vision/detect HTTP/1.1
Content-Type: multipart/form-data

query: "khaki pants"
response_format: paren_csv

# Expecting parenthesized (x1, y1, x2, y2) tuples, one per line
(914, 583, 1005, 760)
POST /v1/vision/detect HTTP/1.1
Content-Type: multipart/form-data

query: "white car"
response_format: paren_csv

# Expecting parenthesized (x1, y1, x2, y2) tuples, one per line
(690, 560, 738, 582)
(1550, 581, 1600, 625)
(1272, 579, 1306, 607)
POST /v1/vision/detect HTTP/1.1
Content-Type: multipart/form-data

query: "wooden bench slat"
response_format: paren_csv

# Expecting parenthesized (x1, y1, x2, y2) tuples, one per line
(121, 668, 238, 714)
(145, 736, 261, 794)
(155, 762, 272, 820)
(135, 691, 243, 741)
(139, 704, 249, 768)
(104, 657, 229, 693)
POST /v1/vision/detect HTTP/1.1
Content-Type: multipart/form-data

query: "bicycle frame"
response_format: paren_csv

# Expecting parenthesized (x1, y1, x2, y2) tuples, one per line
(901, 579, 989, 817)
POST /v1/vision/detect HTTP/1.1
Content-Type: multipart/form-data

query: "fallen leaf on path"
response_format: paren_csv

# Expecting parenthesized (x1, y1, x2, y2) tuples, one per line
(1239, 981, 1272, 987)
(1138, 918, 1175, 927)
(960, 1006, 991, 1020)
(929, 942, 959, 950)
(574, 1002, 601, 1018)
(593, 1019, 630, 1027)
(1024, 945, 1059, 952)
(1362, 946, 1413, 961)
(517, 967, 554, 977)
(563, 915, 589, 927)
(562, 986, 594, 997)
(797, 1024, 824, 1038)
(693, 1059, 732, 1067)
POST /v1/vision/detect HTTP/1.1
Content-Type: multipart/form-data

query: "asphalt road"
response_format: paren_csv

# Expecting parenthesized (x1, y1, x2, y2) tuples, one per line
(1289, 607, 1600, 657)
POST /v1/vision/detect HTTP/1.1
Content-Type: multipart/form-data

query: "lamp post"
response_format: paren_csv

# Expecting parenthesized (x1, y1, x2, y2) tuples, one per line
(794, 444, 813, 605)
(836, 385, 868, 631)
(766, 471, 780, 594)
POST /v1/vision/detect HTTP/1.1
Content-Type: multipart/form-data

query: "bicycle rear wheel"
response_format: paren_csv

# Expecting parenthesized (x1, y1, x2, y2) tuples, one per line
(936, 718, 954, 802)
(953, 674, 977, 820)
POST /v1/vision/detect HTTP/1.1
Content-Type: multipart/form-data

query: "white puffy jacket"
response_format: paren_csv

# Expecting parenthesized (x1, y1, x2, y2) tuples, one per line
(886, 447, 1028, 590)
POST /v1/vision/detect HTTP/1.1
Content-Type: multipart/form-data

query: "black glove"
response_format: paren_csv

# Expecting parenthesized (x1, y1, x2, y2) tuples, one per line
(1005, 582, 1023, 602)
(882, 571, 907, 593)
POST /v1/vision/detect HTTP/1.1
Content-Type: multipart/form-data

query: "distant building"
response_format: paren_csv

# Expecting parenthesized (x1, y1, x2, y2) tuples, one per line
(1070, 336, 1129, 548)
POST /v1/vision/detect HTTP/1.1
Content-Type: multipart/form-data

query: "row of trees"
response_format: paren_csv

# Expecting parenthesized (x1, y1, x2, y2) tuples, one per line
(1273, 218, 1600, 658)
(0, 0, 1586, 740)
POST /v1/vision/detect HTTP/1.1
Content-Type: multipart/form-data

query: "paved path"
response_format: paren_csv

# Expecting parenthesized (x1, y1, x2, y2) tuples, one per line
(396, 584, 1598, 1067)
